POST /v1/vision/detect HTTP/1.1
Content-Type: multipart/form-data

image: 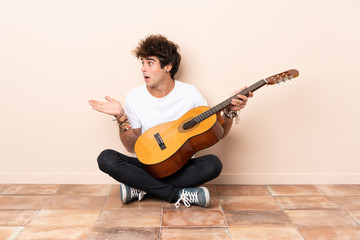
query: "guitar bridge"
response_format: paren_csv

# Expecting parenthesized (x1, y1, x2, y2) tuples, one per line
(154, 133, 166, 150)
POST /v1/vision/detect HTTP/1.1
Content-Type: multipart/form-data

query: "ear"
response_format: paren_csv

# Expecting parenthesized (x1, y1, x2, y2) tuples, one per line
(165, 63, 173, 73)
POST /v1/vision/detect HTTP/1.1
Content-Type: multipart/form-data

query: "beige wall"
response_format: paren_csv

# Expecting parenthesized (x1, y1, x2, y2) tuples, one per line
(1, 0, 359, 184)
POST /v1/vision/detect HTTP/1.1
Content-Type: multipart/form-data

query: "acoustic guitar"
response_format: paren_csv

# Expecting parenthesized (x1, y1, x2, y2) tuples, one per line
(134, 69, 299, 178)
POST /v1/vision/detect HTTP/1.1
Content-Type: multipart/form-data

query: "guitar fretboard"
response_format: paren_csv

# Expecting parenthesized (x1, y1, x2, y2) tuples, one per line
(192, 79, 267, 124)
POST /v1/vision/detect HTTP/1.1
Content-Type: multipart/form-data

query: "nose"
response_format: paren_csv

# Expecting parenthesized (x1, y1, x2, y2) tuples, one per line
(141, 65, 147, 72)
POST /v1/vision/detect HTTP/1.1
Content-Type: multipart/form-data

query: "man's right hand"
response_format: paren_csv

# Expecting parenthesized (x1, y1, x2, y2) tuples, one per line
(88, 96, 123, 116)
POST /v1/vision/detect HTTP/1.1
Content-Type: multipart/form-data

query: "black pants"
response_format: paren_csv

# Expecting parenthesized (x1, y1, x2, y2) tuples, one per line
(97, 149, 222, 203)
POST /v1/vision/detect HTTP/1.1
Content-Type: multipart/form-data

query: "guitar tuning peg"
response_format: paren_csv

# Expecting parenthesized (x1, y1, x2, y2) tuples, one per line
(289, 76, 293, 84)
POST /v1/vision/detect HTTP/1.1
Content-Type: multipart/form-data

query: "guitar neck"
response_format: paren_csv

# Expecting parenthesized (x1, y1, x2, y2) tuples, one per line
(193, 79, 267, 124)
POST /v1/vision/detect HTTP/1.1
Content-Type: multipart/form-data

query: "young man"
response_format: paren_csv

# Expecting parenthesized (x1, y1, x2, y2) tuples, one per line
(88, 34, 251, 208)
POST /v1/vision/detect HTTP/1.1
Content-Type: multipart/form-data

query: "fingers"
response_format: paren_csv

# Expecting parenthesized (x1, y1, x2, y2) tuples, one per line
(88, 100, 105, 113)
(237, 94, 248, 101)
(232, 88, 253, 100)
(229, 87, 252, 111)
(88, 96, 123, 116)
(88, 99, 100, 107)
(231, 97, 247, 107)
(105, 96, 122, 105)
(88, 96, 115, 107)
(234, 87, 253, 97)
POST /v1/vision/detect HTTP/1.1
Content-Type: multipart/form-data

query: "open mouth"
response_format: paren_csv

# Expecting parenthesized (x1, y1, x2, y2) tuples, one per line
(144, 76, 150, 81)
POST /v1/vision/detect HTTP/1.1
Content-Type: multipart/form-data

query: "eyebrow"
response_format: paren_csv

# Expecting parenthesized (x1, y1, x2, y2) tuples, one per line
(145, 57, 157, 62)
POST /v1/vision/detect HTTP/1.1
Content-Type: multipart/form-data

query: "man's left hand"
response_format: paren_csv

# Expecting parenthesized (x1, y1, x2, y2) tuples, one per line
(229, 86, 253, 111)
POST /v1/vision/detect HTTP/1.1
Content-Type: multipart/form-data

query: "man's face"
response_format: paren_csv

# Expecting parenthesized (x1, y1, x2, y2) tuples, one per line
(141, 56, 168, 88)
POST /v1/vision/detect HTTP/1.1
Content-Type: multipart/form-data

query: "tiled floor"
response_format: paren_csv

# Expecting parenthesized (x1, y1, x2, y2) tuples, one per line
(1, 184, 360, 240)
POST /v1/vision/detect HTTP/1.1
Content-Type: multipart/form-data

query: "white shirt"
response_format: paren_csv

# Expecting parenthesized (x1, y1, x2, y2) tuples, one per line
(125, 80, 207, 133)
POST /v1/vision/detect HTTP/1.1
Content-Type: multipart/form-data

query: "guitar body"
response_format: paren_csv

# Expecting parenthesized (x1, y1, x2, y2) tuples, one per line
(134, 106, 224, 178)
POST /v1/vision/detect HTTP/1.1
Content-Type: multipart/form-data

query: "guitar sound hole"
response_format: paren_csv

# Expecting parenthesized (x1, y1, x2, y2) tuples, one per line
(183, 120, 197, 130)
(178, 119, 199, 133)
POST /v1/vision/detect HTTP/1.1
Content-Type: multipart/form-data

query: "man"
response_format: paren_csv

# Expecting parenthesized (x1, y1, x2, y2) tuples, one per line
(88, 34, 251, 208)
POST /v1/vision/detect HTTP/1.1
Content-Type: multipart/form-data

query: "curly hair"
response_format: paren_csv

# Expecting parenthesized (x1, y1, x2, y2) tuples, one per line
(133, 34, 181, 80)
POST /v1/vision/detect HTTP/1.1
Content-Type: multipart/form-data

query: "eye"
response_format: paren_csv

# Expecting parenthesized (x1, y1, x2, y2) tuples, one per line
(149, 62, 153, 66)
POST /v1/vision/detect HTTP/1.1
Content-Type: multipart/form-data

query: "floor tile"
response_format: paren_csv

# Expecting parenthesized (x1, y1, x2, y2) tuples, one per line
(203, 184, 218, 196)
(43, 195, 107, 210)
(94, 210, 161, 228)
(229, 226, 304, 240)
(28, 210, 100, 227)
(268, 185, 323, 196)
(299, 227, 360, 240)
(0, 196, 52, 210)
(0, 185, 12, 194)
(3, 184, 61, 195)
(16, 226, 90, 240)
(162, 210, 226, 227)
(216, 185, 270, 196)
(57, 184, 112, 196)
(0, 226, 23, 240)
(317, 185, 360, 195)
(220, 196, 280, 211)
(109, 185, 120, 196)
(89, 227, 159, 240)
(331, 196, 360, 210)
(348, 210, 360, 224)
(285, 210, 358, 227)
(0, 210, 38, 225)
(225, 210, 291, 226)
(161, 227, 231, 240)
(276, 196, 338, 210)
(103, 196, 162, 210)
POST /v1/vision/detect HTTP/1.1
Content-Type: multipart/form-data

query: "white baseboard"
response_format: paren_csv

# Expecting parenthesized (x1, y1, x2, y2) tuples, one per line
(1, 172, 360, 184)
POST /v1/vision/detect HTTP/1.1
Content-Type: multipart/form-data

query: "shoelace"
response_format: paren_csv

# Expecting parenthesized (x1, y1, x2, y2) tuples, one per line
(130, 188, 147, 201)
(175, 189, 199, 208)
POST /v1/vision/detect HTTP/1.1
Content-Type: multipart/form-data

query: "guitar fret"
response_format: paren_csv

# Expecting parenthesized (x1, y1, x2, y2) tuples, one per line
(195, 116, 200, 123)
(192, 79, 268, 124)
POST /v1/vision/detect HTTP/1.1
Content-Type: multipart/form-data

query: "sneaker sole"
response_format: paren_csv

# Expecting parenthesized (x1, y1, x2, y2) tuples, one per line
(200, 186, 211, 207)
(120, 183, 127, 203)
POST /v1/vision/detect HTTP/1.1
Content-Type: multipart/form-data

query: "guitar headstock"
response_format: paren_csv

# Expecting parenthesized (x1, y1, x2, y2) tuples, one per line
(265, 69, 299, 85)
